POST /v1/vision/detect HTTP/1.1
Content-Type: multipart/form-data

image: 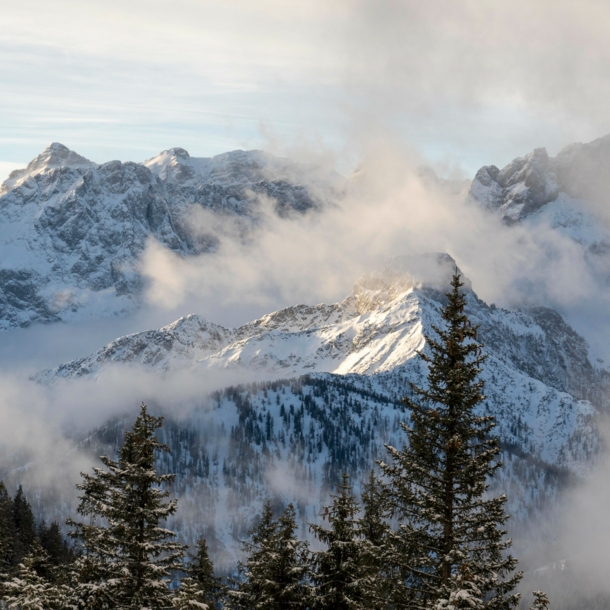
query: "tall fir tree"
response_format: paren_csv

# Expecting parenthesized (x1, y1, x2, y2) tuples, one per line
(228, 501, 309, 610)
(379, 272, 522, 609)
(11, 486, 36, 566)
(0, 481, 17, 573)
(68, 404, 185, 609)
(310, 473, 371, 610)
(174, 537, 225, 610)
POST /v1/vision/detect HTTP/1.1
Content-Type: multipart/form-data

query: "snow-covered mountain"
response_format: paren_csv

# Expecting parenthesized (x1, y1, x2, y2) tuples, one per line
(0, 143, 342, 329)
(20, 254, 602, 564)
(37, 254, 603, 470)
(469, 135, 610, 256)
(468, 135, 610, 371)
(6, 135, 610, 565)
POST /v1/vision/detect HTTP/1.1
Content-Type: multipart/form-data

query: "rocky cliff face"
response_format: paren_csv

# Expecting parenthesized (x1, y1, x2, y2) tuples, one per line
(0, 143, 342, 329)
(468, 135, 610, 367)
(469, 135, 610, 225)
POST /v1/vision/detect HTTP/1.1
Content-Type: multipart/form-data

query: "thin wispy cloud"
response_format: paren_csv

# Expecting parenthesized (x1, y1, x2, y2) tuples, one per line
(2, 0, 610, 172)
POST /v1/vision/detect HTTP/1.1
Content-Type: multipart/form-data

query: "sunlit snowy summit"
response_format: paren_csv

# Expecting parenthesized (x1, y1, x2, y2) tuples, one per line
(38, 253, 602, 474)
(25, 253, 604, 553)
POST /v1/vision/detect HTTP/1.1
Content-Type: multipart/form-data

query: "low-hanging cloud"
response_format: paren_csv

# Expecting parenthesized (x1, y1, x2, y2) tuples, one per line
(140, 140, 609, 341)
(0, 359, 271, 533)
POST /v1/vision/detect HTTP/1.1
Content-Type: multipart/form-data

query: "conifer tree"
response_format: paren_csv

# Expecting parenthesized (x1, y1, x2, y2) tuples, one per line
(174, 537, 225, 610)
(359, 471, 386, 552)
(38, 521, 75, 573)
(379, 272, 522, 609)
(11, 487, 36, 565)
(188, 537, 225, 607)
(358, 471, 392, 609)
(1, 539, 69, 610)
(68, 404, 185, 609)
(310, 473, 370, 610)
(228, 501, 309, 610)
(172, 578, 210, 610)
(0, 481, 17, 573)
(529, 591, 550, 610)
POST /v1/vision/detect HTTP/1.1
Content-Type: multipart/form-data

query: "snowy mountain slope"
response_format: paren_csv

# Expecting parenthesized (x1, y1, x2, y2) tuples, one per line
(468, 135, 610, 266)
(36, 255, 603, 476)
(11, 373, 595, 569)
(39, 254, 606, 408)
(0, 143, 342, 329)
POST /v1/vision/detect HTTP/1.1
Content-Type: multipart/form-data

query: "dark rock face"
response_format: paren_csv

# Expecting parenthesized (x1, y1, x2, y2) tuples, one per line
(469, 135, 610, 225)
(0, 269, 60, 330)
(469, 147, 560, 223)
(0, 145, 340, 328)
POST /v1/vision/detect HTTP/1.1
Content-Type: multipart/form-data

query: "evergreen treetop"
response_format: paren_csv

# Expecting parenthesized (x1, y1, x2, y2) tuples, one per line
(11, 486, 36, 567)
(228, 501, 309, 610)
(529, 591, 550, 610)
(310, 473, 371, 610)
(358, 471, 392, 610)
(184, 537, 225, 608)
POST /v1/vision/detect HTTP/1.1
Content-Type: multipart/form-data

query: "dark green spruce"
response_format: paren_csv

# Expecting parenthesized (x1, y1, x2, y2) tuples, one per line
(310, 473, 372, 610)
(174, 536, 226, 609)
(379, 272, 523, 609)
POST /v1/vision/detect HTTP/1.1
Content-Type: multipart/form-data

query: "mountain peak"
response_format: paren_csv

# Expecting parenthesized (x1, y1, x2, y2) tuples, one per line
(469, 135, 610, 224)
(142, 147, 196, 183)
(27, 142, 93, 172)
(353, 253, 470, 314)
(2, 143, 94, 192)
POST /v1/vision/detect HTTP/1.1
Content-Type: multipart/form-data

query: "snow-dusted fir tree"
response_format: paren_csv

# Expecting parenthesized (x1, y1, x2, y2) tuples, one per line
(228, 502, 309, 610)
(172, 578, 209, 610)
(358, 471, 392, 609)
(68, 404, 185, 609)
(529, 591, 550, 610)
(1, 540, 69, 610)
(379, 273, 522, 609)
(174, 537, 225, 610)
(310, 473, 372, 610)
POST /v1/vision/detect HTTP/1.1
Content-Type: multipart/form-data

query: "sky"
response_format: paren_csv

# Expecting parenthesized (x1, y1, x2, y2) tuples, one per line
(3, 0, 610, 179)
